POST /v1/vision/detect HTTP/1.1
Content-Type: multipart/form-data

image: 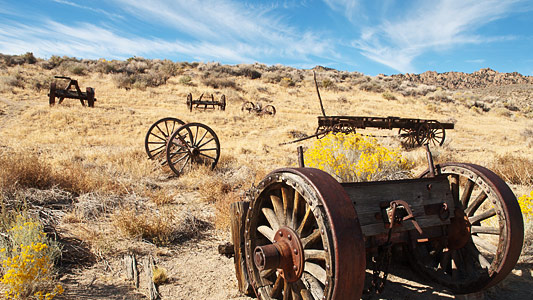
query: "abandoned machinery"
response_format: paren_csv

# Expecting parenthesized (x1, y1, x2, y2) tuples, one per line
(241, 101, 276, 116)
(144, 117, 221, 176)
(48, 76, 96, 107)
(186, 93, 226, 112)
(224, 146, 524, 299)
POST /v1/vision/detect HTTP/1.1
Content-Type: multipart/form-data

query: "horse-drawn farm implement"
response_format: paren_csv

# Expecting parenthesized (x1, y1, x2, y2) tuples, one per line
(186, 93, 226, 112)
(282, 73, 454, 147)
(225, 147, 524, 299)
(48, 76, 96, 107)
(242, 102, 277, 116)
(144, 117, 220, 176)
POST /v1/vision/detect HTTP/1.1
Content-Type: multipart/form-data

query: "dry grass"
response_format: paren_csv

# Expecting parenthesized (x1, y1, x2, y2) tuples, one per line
(492, 154, 533, 185)
(0, 56, 531, 266)
(112, 208, 210, 246)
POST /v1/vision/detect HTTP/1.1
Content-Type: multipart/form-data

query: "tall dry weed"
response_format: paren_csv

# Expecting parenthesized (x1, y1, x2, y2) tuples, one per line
(492, 154, 533, 185)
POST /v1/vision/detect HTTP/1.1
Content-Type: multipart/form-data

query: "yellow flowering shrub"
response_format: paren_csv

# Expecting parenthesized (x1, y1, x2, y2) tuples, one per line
(0, 215, 63, 300)
(304, 133, 412, 182)
(518, 190, 533, 219)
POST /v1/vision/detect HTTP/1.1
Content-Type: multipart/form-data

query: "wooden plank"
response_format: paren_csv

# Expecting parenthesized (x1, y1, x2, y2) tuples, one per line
(341, 176, 455, 237)
(230, 201, 254, 296)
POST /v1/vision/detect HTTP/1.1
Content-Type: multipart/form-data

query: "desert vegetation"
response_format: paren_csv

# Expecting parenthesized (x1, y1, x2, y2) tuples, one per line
(0, 52, 532, 299)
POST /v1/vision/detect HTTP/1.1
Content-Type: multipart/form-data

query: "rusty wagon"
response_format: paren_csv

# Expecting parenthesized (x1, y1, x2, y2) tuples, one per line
(283, 73, 454, 147)
(226, 147, 524, 299)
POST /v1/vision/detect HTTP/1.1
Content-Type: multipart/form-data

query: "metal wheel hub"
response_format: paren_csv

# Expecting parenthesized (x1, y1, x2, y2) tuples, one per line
(253, 227, 304, 283)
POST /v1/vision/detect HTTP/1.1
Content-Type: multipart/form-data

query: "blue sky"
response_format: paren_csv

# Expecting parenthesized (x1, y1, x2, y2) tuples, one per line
(1, 0, 532, 75)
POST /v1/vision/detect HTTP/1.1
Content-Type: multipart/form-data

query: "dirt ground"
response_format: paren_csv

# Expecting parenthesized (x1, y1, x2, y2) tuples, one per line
(53, 224, 532, 300)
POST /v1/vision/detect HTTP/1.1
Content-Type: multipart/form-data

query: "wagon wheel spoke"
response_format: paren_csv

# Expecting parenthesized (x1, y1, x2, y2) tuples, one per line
(145, 117, 185, 159)
(283, 280, 290, 300)
(198, 152, 216, 161)
(413, 163, 524, 293)
(461, 179, 475, 208)
(465, 191, 487, 217)
(195, 130, 209, 147)
(270, 276, 283, 298)
(297, 206, 312, 235)
(258, 225, 275, 242)
(166, 123, 220, 176)
(301, 230, 320, 248)
(469, 208, 496, 225)
(282, 187, 294, 227)
(304, 262, 326, 285)
(262, 208, 281, 232)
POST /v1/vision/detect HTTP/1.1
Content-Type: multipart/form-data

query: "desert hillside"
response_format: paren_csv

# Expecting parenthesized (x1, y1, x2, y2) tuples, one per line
(0, 53, 531, 300)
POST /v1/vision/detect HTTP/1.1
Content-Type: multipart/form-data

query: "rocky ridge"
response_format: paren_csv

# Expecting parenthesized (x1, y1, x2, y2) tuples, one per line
(390, 68, 533, 90)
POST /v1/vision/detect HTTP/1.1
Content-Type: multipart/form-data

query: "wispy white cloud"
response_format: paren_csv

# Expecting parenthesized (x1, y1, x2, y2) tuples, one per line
(353, 0, 523, 73)
(111, 0, 331, 60)
(0, 20, 252, 61)
(323, 0, 360, 21)
(466, 59, 485, 64)
(52, 0, 124, 20)
(0, 0, 335, 65)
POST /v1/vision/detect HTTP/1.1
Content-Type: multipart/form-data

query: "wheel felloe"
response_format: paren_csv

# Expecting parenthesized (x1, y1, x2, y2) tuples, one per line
(413, 163, 524, 294)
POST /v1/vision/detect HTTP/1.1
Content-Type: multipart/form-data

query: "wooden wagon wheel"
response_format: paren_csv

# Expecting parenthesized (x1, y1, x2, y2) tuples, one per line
(49, 82, 56, 106)
(411, 163, 524, 294)
(144, 117, 186, 160)
(416, 120, 446, 146)
(398, 128, 417, 148)
(242, 101, 255, 113)
(165, 122, 220, 176)
(187, 93, 193, 112)
(220, 95, 226, 111)
(244, 168, 366, 300)
(263, 105, 276, 116)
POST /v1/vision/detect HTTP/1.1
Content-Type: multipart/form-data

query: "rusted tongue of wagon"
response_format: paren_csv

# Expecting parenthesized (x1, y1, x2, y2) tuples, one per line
(223, 146, 524, 299)
(48, 76, 96, 107)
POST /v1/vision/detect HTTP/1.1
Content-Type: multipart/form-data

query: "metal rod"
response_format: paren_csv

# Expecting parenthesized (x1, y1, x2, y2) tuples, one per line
(297, 146, 305, 168)
(313, 71, 327, 117)
(425, 144, 436, 177)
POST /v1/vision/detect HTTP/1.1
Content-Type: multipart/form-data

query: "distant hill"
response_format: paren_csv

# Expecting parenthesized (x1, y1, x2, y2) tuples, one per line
(390, 68, 533, 89)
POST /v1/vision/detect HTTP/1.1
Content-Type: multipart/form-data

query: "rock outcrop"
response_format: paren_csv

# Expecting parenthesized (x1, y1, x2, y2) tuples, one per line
(391, 68, 533, 90)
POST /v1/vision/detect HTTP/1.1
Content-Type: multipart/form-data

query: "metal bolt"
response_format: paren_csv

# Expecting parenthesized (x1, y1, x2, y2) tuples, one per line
(321, 229, 324, 234)
(325, 280, 329, 285)
(246, 242, 249, 246)
(294, 249, 298, 255)
(324, 247, 328, 252)
(279, 231, 283, 237)
(288, 234, 292, 240)
(326, 264, 330, 270)
(293, 265, 298, 271)
(493, 200, 496, 204)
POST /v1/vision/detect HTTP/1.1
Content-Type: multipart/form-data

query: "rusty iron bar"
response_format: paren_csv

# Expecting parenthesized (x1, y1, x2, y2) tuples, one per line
(297, 146, 305, 167)
(425, 144, 436, 177)
(313, 71, 327, 117)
